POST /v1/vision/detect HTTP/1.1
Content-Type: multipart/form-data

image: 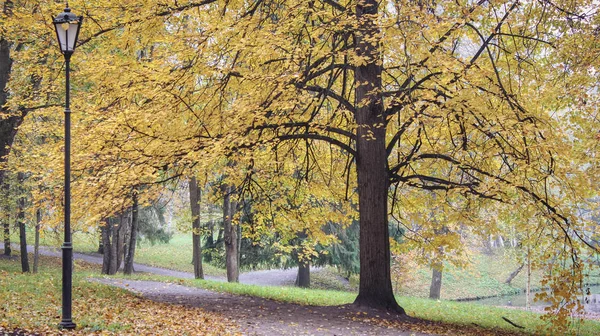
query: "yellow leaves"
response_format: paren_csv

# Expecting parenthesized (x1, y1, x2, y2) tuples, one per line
(0, 271, 240, 335)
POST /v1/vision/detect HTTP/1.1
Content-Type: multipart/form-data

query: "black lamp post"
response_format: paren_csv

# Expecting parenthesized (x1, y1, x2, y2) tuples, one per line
(52, 3, 82, 330)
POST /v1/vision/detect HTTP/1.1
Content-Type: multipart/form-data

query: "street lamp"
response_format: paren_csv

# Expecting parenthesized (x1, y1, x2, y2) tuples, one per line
(52, 3, 82, 330)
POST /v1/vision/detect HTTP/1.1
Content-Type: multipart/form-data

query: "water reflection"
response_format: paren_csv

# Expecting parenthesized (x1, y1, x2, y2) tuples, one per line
(471, 285, 600, 312)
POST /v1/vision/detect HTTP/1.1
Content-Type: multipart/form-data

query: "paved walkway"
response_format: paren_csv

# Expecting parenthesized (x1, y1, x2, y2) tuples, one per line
(26, 244, 319, 286)
(92, 278, 433, 336)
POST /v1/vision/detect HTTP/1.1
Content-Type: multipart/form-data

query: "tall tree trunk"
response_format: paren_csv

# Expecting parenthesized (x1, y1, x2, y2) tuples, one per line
(109, 217, 119, 275)
(33, 208, 41, 273)
(526, 247, 531, 310)
(223, 185, 239, 282)
(429, 266, 443, 299)
(1, 38, 26, 178)
(124, 191, 139, 275)
(116, 211, 129, 272)
(17, 172, 29, 273)
(101, 218, 112, 275)
(296, 261, 310, 288)
(189, 177, 204, 279)
(352, 0, 403, 313)
(2, 185, 9, 256)
(0, 17, 18, 258)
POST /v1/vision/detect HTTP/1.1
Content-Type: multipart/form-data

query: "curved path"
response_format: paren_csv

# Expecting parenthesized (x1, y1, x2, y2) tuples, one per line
(27, 245, 313, 286)
(28, 245, 433, 335)
(92, 278, 432, 336)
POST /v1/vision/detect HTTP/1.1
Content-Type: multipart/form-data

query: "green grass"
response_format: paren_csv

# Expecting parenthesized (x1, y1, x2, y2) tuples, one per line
(20, 230, 226, 276)
(395, 252, 548, 300)
(103, 271, 600, 335)
(131, 234, 225, 276)
(4, 251, 600, 335)
(176, 277, 599, 335)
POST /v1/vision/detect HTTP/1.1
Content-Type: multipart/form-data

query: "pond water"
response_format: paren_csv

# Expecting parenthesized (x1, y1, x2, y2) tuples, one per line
(471, 285, 600, 313)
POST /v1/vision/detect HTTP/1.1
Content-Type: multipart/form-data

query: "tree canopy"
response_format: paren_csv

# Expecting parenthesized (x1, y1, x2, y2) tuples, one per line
(1, 0, 599, 331)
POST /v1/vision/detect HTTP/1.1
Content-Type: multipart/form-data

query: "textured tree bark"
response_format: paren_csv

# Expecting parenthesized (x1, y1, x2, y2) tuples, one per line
(2, 181, 9, 256)
(108, 217, 120, 275)
(0, 39, 25, 170)
(116, 211, 129, 272)
(33, 208, 41, 273)
(189, 177, 204, 279)
(1, 26, 17, 259)
(17, 173, 29, 273)
(429, 267, 443, 299)
(223, 185, 239, 282)
(295, 261, 310, 288)
(101, 218, 112, 275)
(124, 192, 139, 275)
(352, 0, 403, 313)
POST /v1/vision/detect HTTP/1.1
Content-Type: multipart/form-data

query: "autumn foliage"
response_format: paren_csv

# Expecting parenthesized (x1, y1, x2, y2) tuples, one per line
(0, 0, 599, 333)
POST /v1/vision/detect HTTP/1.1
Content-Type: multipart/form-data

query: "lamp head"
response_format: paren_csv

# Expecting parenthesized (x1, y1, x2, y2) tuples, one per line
(52, 4, 83, 54)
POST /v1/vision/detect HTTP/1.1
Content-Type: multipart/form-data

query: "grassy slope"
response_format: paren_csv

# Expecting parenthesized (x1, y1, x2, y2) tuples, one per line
(397, 251, 600, 301)
(396, 253, 539, 300)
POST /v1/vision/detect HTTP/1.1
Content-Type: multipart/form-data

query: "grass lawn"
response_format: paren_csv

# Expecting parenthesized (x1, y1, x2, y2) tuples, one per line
(395, 251, 600, 301)
(3, 251, 600, 335)
(22, 230, 225, 276)
(103, 270, 600, 335)
(0, 253, 237, 335)
(178, 278, 600, 336)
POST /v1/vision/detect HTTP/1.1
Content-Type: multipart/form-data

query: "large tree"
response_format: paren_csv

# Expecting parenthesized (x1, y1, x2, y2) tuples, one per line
(3, 1, 599, 324)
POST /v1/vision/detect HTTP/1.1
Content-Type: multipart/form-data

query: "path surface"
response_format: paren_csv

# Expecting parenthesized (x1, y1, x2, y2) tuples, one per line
(92, 278, 432, 336)
(27, 245, 304, 286)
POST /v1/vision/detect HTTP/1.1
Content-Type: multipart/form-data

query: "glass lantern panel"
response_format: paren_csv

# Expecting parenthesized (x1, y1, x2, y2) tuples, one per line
(67, 22, 79, 50)
(55, 24, 68, 52)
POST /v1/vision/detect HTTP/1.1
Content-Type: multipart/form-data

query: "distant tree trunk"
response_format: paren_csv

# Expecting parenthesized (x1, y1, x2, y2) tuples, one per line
(429, 266, 442, 299)
(97, 230, 104, 254)
(17, 173, 29, 273)
(2, 174, 10, 257)
(124, 191, 139, 275)
(504, 264, 524, 285)
(109, 216, 120, 275)
(526, 247, 531, 310)
(2, 213, 9, 257)
(496, 236, 505, 248)
(189, 177, 204, 279)
(33, 208, 41, 273)
(237, 224, 242, 271)
(296, 261, 310, 288)
(222, 185, 239, 282)
(101, 218, 112, 275)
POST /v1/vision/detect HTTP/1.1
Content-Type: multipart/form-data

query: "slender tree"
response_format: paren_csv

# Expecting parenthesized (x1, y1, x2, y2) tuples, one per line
(222, 184, 239, 282)
(189, 177, 204, 279)
(16, 172, 28, 272)
(100, 218, 112, 275)
(124, 190, 139, 275)
(32, 208, 40, 273)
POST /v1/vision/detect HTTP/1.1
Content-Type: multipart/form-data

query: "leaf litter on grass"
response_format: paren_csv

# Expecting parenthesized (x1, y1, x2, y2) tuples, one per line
(0, 268, 240, 335)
